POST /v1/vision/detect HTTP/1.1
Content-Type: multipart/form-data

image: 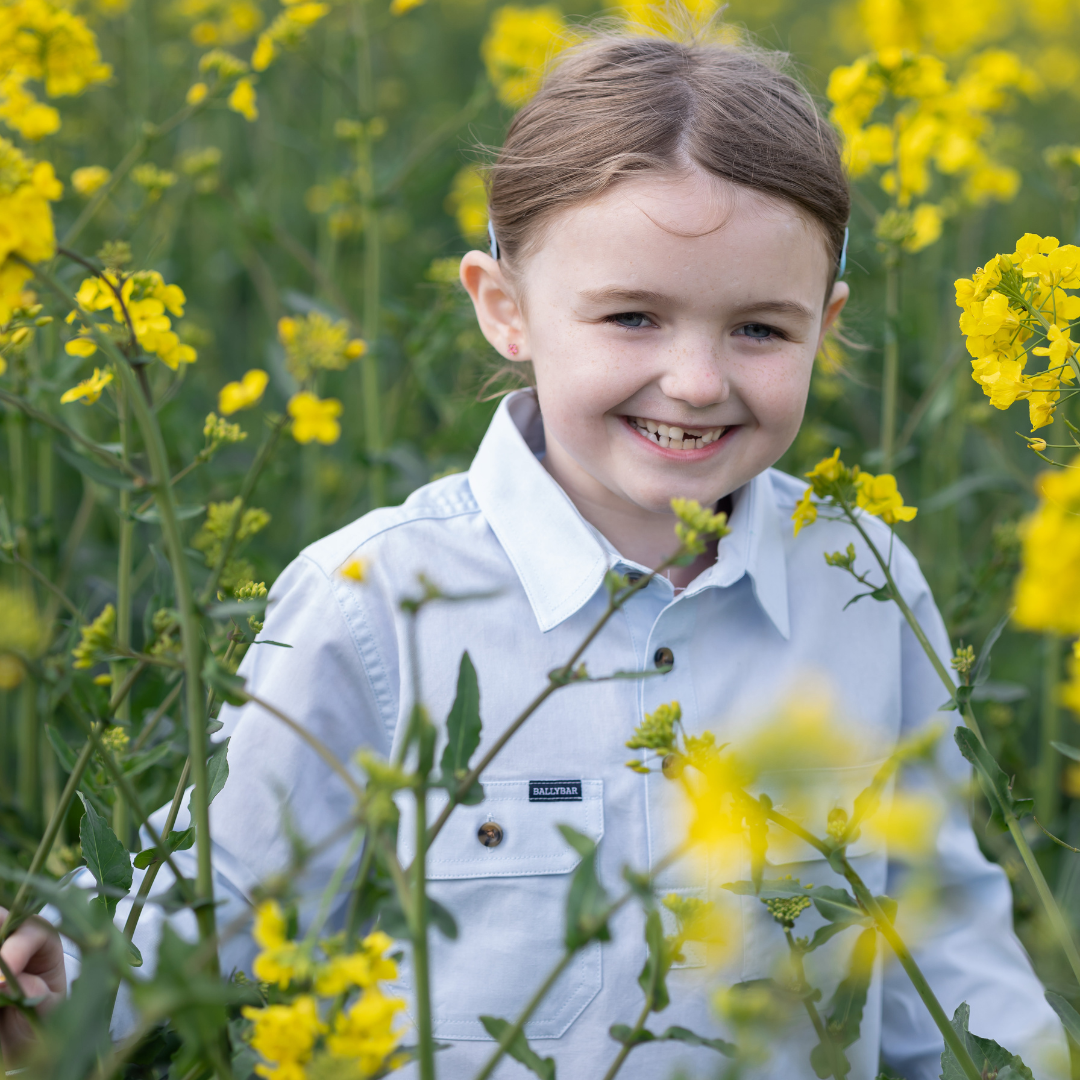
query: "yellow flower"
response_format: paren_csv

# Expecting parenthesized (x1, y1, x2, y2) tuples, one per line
(1013, 458, 1080, 636)
(186, 81, 210, 105)
(0, 653, 26, 690)
(219, 368, 269, 414)
(445, 166, 488, 244)
(806, 447, 844, 485)
(0, 587, 43, 656)
(251, 900, 311, 989)
(60, 366, 113, 404)
(314, 931, 397, 996)
(855, 472, 918, 525)
(180, 0, 264, 47)
(242, 995, 324, 1080)
(339, 557, 368, 583)
(277, 313, 365, 381)
(481, 5, 567, 108)
(228, 76, 258, 121)
(288, 392, 342, 445)
(904, 202, 943, 252)
(325, 988, 405, 1073)
(390, 0, 425, 14)
(72, 604, 116, 668)
(863, 790, 942, 860)
(71, 165, 110, 197)
(64, 336, 98, 358)
(791, 487, 817, 537)
(1062, 641, 1080, 718)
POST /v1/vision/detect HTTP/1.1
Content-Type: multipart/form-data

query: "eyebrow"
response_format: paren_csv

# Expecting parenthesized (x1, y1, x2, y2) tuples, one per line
(577, 288, 817, 323)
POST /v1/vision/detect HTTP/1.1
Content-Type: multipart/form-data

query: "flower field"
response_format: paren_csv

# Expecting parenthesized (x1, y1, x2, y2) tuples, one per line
(2, 0, 1080, 1076)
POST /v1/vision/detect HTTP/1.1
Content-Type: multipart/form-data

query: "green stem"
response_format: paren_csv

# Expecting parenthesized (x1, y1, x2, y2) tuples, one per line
(601, 996, 653, 1080)
(841, 504, 1080, 984)
(352, 1, 384, 508)
(841, 863, 981, 1080)
(784, 930, 845, 1080)
(112, 385, 135, 849)
(1036, 633, 1062, 823)
(412, 779, 435, 1080)
(880, 247, 901, 475)
(0, 730, 98, 943)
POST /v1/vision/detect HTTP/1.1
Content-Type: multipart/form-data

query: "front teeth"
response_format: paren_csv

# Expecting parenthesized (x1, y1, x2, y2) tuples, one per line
(629, 417, 727, 450)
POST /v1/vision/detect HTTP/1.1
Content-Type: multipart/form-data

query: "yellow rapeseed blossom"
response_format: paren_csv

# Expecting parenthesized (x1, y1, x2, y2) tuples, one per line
(445, 166, 488, 245)
(278, 312, 365, 382)
(251, 900, 312, 989)
(72, 604, 116, 669)
(219, 368, 269, 414)
(324, 988, 406, 1073)
(70, 269, 197, 369)
(242, 995, 324, 1080)
(186, 81, 210, 105)
(1062, 640, 1080, 717)
(827, 47, 1033, 217)
(176, 0, 263, 46)
(0, 654, 26, 690)
(794, 449, 918, 530)
(855, 472, 919, 525)
(339, 557, 367, 583)
(670, 496, 731, 554)
(858, 0, 1006, 58)
(60, 366, 113, 404)
(228, 76, 258, 121)
(863, 790, 942, 860)
(955, 233, 1080, 430)
(0, 139, 62, 323)
(288, 392, 342, 445)
(0, 587, 43, 656)
(313, 931, 397, 996)
(71, 165, 110, 197)
(1013, 457, 1080, 635)
(251, 2, 329, 71)
(481, 5, 567, 108)
(389, 0, 425, 15)
(0, 1, 112, 140)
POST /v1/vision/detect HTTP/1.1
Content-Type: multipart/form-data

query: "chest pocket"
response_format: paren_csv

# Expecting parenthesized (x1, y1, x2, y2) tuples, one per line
(394, 779, 604, 1041)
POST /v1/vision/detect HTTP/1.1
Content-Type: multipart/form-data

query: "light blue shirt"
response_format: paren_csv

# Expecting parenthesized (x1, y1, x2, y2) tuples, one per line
(98, 390, 1062, 1078)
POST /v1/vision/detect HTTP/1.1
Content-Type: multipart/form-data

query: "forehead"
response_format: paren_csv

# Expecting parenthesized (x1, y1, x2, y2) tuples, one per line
(522, 171, 833, 301)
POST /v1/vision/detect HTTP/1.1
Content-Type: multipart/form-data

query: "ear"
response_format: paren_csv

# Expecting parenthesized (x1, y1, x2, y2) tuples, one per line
(459, 250, 529, 361)
(816, 280, 849, 351)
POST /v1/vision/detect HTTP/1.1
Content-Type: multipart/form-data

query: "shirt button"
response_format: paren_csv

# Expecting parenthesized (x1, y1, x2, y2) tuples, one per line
(654, 646, 674, 670)
(625, 570, 644, 583)
(477, 821, 504, 848)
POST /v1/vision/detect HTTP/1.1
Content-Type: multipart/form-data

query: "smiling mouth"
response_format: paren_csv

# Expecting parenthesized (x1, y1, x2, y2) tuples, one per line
(627, 416, 729, 450)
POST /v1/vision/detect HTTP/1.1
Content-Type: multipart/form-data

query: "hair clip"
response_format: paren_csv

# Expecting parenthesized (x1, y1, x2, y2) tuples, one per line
(488, 219, 500, 260)
(838, 225, 849, 279)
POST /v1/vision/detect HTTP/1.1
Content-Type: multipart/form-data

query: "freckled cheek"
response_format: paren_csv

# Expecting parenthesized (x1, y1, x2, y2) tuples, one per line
(737, 355, 813, 432)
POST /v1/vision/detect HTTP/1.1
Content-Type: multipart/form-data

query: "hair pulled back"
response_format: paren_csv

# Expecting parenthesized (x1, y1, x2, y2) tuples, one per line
(487, 32, 849, 275)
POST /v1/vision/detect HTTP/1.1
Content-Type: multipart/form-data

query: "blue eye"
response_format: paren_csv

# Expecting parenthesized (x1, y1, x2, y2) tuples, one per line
(610, 312, 653, 329)
(740, 323, 775, 340)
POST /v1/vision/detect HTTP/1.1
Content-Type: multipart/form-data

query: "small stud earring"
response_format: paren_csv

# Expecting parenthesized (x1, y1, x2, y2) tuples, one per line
(509, 343, 519, 356)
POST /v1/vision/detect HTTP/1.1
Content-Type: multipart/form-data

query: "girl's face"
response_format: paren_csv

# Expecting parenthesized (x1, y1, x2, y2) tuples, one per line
(462, 171, 848, 529)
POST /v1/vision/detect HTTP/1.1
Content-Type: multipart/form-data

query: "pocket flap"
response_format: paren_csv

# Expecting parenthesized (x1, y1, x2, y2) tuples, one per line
(396, 779, 604, 880)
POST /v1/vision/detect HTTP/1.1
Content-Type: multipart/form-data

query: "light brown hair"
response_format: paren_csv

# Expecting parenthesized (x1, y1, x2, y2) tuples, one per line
(486, 29, 849, 281)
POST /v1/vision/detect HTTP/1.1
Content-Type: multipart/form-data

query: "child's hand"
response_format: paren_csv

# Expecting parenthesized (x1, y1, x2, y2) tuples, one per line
(0, 908, 67, 1065)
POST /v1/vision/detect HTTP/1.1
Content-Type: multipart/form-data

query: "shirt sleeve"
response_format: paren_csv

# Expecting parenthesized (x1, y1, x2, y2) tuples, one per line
(880, 554, 1066, 1080)
(103, 549, 398, 1038)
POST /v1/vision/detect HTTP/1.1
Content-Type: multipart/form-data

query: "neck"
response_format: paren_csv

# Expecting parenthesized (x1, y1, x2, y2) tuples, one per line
(541, 442, 728, 589)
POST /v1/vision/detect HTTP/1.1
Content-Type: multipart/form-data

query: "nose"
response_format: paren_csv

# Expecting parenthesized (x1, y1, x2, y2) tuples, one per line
(656, 336, 727, 409)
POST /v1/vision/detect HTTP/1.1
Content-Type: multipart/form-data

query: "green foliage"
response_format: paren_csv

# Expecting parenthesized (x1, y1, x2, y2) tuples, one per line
(438, 650, 483, 804)
(479, 1016, 557, 1080)
(77, 792, 132, 916)
(955, 726, 1035, 831)
(559, 825, 611, 950)
(939, 1003, 1033, 1080)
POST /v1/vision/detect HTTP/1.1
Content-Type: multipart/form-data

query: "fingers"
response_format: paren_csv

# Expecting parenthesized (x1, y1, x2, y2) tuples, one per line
(0, 915, 67, 1003)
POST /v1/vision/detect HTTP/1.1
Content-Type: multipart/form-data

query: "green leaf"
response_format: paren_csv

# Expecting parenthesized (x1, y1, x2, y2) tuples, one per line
(559, 825, 610, 950)
(638, 908, 672, 1013)
(609, 1024, 735, 1056)
(203, 654, 248, 706)
(954, 727, 1034, 830)
(828, 928, 876, 1048)
(133, 827, 195, 870)
(55, 442, 138, 490)
(439, 651, 484, 804)
(207, 738, 230, 804)
(479, 1017, 556, 1080)
(78, 792, 133, 916)
(940, 1003, 1033, 1080)
(724, 879, 865, 926)
(972, 610, 1010, 687)
(1045, 991, 1080, 1044)
(1052, 742, 1080, 764)
(133, 503, 206, 524)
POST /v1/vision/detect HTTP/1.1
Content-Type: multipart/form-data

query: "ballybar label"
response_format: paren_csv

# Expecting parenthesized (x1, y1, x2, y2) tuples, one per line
(529, 779, 583, 802)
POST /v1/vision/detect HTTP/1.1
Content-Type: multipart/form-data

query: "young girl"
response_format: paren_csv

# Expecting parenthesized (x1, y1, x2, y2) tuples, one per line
(0, 27, 1065, 1080)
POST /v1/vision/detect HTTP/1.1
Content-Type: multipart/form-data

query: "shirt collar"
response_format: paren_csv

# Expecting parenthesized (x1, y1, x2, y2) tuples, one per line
(468, 390, 790, 639)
